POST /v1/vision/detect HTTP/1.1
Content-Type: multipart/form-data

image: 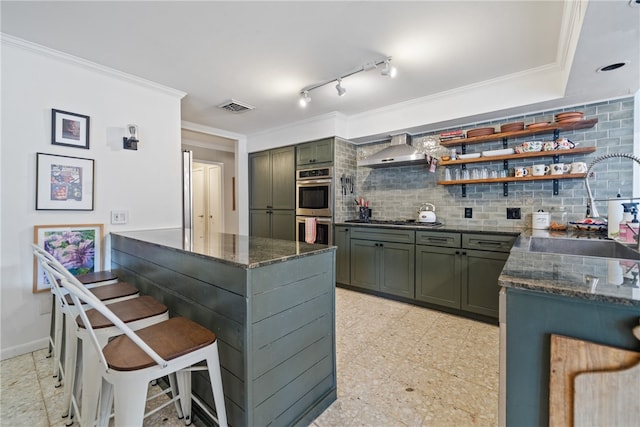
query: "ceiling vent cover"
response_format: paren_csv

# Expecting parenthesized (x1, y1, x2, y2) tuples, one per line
(217, 99, 255, 113)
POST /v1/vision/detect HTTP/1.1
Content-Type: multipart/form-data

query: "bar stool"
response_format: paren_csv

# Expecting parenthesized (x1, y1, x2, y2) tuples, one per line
(33, 246, 180, 426)
(57, 264, 228, 426)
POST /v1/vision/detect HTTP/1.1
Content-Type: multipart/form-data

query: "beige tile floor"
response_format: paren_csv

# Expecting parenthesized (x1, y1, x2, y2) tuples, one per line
(1, 287, 499, 426)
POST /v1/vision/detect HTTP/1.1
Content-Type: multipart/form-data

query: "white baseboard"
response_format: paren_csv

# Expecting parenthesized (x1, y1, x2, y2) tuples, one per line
(1, 337, 48, 361)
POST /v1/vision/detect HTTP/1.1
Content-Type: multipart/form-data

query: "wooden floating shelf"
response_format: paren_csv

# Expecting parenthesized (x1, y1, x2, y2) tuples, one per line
(438, 118, 598, 147)
(439, 147, 597, 166)
(437, 173, 586, 186)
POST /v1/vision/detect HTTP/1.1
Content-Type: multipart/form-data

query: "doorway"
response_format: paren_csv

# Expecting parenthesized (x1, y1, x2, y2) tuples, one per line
(192, 161, 224, 249)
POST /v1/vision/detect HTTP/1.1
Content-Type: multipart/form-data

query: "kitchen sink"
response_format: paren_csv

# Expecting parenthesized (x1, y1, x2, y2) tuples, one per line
(529, 237, 640, 260)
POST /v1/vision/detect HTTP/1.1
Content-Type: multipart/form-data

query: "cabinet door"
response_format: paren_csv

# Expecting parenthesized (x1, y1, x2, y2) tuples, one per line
(312, 139, 334, 164)
(415, 245, 460, 308)
(380, 242, 415, 298)
(296, 142, 316, 166)
(461, 249, 509, 318)
(270, 210, 295, 241)
(334, 226, 351, 285)
(249, 210, 271, 238)
(270, 147, 295, 210)
(350, 239, 378, 291)
(249, 152, 271, 209)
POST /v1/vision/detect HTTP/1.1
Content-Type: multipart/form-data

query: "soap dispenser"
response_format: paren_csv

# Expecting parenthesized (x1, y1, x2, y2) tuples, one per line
(627, 204, 639, 244)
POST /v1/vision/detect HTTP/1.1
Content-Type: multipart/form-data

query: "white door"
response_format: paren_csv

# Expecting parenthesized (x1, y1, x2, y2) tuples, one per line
(207, 165, 223, 235)
(192, 166, 206, 250)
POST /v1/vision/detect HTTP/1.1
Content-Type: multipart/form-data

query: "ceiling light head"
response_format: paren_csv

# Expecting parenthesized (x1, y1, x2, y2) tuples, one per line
(299, 91, 311, 107)
(596, 61, 629, 72)
(335, 80, 346, 96)
(381, 60, 397, 78)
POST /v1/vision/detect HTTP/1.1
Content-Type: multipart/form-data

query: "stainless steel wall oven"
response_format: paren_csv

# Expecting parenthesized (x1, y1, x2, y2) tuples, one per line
(296, 167, 333, 217)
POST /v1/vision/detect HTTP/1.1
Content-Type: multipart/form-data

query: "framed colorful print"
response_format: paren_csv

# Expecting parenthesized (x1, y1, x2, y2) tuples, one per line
(51, 109, 90, 149)
(33, 223, 104, 293)
(36, 153, 94, 210)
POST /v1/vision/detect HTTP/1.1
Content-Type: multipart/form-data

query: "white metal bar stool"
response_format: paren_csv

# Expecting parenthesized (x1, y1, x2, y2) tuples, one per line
(57, 266, 228, 427)
(34, 245, 181, 426)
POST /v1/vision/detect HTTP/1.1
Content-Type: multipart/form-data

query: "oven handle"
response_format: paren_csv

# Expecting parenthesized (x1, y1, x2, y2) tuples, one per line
(296, 178, 332, 185)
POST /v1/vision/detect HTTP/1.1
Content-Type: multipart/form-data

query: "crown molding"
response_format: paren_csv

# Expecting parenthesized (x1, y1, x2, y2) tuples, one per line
(1, 33, 186, 99)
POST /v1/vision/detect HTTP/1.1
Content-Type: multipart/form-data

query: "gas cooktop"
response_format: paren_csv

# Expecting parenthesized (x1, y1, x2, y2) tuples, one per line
(345, 219, 443, 227)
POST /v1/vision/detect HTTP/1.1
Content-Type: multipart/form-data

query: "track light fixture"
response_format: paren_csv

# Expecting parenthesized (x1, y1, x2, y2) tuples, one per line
(299, 90, 312, 107)
(381, 59, 397, 78)
(299, 56, 395, 107)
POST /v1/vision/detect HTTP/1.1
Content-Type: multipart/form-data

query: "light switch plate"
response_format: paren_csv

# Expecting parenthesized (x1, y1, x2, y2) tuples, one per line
(111, 210, 128, 224)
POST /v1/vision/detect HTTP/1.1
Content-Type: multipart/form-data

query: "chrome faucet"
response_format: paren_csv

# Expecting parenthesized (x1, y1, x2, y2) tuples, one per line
(584, 153, 640, 250)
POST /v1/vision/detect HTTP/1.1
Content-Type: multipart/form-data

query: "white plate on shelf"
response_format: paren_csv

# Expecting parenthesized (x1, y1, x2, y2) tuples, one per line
(482, 148, 515, 157)
(457, 153, 481, 159)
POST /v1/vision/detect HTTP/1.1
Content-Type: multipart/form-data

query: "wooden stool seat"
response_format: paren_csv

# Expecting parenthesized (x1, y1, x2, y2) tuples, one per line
(65, 281, 138, 305)
(104, 317, 217, 371)
(76, 271, 118, 284)
(77, 296, 168, 329)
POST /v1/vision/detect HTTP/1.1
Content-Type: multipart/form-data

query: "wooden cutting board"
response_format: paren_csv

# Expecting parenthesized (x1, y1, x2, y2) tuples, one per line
(574, 362, 640, 426)
(549, 334, 640, 427)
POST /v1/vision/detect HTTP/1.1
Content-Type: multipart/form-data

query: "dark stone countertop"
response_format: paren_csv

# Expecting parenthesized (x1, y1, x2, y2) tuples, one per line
(111, 228, 335, 269)
(335, 220, 640, 306)
(501, 230, 640, 307)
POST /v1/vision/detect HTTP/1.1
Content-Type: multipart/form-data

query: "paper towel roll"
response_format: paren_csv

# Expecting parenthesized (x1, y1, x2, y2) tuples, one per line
(608, 199, 630, 238)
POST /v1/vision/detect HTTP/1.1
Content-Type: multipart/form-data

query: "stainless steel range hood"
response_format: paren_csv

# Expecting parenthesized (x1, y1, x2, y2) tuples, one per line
(357, 133, 425, 168)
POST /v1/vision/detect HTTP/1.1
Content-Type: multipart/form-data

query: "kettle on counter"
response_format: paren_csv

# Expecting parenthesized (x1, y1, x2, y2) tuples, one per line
(417, 203, 437, 223)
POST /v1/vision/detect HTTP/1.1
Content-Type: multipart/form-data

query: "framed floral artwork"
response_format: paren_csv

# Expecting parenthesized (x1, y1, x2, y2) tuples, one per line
(36, 153, 94, 210)
(33, 223, 104, 293)
(51, 109, 90, 149)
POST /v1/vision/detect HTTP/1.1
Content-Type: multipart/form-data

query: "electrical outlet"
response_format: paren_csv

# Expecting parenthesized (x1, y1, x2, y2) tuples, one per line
(111, 210, 128, 225)
(507, 207, 521, 219)
(464, 207, 473, 218)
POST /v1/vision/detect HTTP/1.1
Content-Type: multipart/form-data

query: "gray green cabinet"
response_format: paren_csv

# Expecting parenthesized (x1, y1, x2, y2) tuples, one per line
(349, 227, 415, 298)
(249, 146, 295, 239)
(334, 225, 351, 285)
(416, 231, 515, 319)
(250, 209, 295, 241)
(250, 147, 295, 210)
(296, 138, 334, 167)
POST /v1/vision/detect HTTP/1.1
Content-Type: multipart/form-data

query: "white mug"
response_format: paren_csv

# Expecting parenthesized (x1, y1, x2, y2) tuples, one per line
(570, 162, 588, 174)
(532, 164, 550, 176)
(550, 163, 570, 175)
(515, 167, 529, 177)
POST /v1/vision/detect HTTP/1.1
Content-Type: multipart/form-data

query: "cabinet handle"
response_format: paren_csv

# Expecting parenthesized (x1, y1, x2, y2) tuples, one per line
(455, 251, 460, 255)
(474, 240, 502, 246)
(462, 251, 467, 255)
(426, 237, 448, 243)
(266, 205, 273, 208)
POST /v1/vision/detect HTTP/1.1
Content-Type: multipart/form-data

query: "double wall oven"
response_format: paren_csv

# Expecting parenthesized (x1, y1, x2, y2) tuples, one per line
(295, 166, 333, 245)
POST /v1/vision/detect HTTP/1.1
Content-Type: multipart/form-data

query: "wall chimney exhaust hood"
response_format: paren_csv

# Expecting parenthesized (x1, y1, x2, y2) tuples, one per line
(357, 133, 425, 168)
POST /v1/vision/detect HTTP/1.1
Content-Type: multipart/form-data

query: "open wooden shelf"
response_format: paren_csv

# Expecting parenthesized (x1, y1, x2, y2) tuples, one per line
(439, 146, 596, 166)
(437, 173, 586, 186)
(438, 118, 598, 147)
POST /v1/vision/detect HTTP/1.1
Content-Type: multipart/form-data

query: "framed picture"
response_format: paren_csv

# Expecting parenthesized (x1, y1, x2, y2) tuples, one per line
(36, 153, 94, 210)
(33, 223, 104, 293)
(51, 109, 90, 149)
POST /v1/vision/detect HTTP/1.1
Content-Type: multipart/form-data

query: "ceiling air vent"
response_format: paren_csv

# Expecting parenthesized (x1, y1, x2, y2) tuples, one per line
(217, 99, 255, 113)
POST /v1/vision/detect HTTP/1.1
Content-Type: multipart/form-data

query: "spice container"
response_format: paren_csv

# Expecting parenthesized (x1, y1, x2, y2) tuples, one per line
(549, 206, 568, 231)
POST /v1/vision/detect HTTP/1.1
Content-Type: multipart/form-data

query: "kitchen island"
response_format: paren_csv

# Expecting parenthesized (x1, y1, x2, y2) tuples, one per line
(498, 232, 640, 426)
(110, 229, 337, 427)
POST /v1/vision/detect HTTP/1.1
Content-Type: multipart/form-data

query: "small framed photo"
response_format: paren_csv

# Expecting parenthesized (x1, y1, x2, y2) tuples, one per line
(51, 109, 90, 149)
(33, 224, 104, 293)
(36, 152, 94, 210)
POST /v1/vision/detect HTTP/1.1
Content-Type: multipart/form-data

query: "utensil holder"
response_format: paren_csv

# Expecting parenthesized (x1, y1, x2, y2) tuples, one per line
(359, 207, 371, 222)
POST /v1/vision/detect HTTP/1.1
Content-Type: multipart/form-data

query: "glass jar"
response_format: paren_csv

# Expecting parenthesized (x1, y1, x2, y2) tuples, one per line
(549, 206, 568, 231)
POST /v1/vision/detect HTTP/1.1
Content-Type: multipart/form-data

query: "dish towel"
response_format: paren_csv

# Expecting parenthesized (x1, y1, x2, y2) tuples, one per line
(305, 217, 317, 244)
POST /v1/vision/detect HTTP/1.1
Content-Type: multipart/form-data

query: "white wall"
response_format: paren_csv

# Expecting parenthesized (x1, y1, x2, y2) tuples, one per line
(0, 36, 185, 359)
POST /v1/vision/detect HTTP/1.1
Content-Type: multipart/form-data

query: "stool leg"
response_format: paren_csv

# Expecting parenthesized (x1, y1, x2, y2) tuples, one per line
(61, 319, 77, 418)
(176, 370, 192, 425)
(205, 343, 228, 427)
(79, 336, 106, 427)
(53, 302, 64, 384)
(48, 294, 56, 358)
(96, 378, 114, 427)
(112, 377, 148, 426)
(168, 373, 185, 420)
